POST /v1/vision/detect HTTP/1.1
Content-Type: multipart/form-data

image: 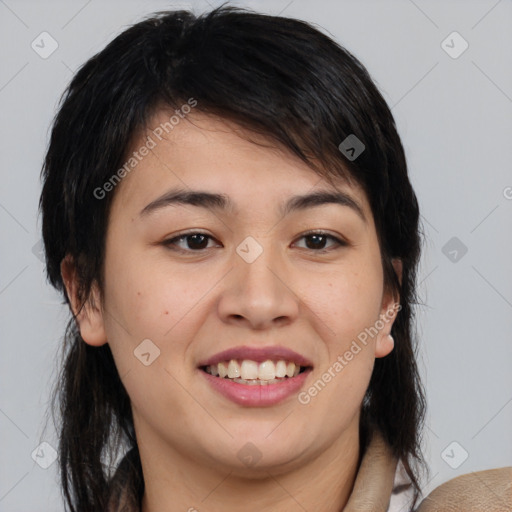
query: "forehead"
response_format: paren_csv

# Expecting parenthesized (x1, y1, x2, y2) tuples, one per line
(112, 109, 372, 221)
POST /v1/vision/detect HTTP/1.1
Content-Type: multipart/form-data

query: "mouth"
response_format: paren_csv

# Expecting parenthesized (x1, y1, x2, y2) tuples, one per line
(199, 359, 311, 385)
(197, 346, 313, 406)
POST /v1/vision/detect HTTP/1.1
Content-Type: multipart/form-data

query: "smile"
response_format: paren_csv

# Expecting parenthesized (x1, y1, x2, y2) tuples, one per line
(199, 360, 313, 407)
(197, 346, 313, 406)
(201, 359, 308, 385)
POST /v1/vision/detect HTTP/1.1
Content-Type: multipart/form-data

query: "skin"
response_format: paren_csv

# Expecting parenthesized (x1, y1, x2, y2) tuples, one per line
(62, 110, 401, 512)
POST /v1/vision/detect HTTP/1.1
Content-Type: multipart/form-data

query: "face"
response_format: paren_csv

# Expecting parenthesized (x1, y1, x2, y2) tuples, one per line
(65, 111, 399, 476)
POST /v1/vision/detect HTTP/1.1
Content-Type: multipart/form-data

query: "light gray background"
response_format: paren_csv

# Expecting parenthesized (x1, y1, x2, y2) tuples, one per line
(1, 0, 511, 510)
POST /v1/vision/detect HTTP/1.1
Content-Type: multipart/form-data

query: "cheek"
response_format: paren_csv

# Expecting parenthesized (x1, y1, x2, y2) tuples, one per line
(302, 256, 383, 421)
(301, 262, 383, 349)
(103, 243, 201, 337)
(101, 253, 203, 416)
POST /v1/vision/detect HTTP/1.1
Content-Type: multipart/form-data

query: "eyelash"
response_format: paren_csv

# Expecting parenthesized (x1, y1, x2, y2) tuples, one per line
(162, 230, 347, 254)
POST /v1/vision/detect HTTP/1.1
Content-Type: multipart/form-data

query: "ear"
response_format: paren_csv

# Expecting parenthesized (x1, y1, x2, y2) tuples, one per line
(375, 258, 402, 358)
(60, 255, 108, 346)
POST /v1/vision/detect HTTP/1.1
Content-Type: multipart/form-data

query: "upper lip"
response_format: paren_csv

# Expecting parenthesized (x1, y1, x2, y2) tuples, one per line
(198, 346, 313, 368)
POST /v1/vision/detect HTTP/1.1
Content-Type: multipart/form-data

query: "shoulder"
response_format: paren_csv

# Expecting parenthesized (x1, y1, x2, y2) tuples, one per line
(416, 466, 512, 512)
(388, 463, 512, 512)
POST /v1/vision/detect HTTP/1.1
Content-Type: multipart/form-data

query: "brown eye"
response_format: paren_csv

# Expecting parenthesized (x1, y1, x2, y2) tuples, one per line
(294, 232, 347, 252)
(163, 232, 218, 252)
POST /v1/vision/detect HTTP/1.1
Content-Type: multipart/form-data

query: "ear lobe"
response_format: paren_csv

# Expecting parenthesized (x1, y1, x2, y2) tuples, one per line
(375, 257, 402, 359)
(60, 256, 108, 347)
(375, 297, 398, 359)
(375, 333, 394, 358)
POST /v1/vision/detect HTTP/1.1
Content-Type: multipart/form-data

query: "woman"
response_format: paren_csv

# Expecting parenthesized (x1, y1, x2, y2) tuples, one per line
(40, 5, 447, 511)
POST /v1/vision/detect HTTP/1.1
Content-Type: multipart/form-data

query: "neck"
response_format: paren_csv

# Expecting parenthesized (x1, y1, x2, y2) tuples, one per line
(139, 423, 361, 512)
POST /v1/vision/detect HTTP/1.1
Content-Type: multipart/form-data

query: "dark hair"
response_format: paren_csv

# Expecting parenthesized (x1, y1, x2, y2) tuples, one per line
(40, 5, 426, 511)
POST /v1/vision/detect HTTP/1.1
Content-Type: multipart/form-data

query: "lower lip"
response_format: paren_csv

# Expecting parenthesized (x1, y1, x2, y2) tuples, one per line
(199, 369, 312, 407)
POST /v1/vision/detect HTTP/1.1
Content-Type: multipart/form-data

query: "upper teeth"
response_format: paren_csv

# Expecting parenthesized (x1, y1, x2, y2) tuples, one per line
(206, 359, 301, 380)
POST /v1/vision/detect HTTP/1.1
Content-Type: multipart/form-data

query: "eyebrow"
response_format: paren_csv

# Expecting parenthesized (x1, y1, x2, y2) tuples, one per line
(139, 188, 366, 222)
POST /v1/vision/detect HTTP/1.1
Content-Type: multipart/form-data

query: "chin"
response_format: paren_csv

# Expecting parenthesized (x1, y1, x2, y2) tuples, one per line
(198, 434, 310, 476)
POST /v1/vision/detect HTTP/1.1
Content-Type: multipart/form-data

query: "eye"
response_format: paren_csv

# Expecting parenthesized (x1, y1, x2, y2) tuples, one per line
(162, 230, 347, 253)
(162, 232, 220, 252)
(293, 231, 347, 252)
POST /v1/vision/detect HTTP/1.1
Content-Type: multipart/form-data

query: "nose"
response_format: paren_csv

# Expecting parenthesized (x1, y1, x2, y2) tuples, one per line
(217, 240, 300, 330)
